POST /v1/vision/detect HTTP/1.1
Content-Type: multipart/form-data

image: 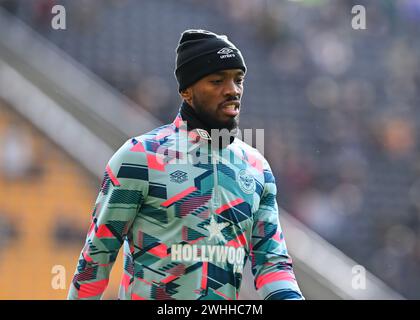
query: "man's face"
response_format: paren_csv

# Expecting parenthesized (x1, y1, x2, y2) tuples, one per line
(183, 69, 245, 131)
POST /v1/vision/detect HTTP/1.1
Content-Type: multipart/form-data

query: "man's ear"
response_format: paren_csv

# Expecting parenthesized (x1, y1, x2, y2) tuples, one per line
(180, 88, 193, 105)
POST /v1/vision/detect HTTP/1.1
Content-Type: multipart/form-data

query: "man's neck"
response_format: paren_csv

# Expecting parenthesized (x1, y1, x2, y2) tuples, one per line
(179, 101, 213, 133)
(179, 101, 237, 148)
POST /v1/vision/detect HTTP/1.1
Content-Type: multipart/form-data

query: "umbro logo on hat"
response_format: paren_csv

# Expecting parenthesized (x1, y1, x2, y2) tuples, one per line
(217, 47, 236, 59)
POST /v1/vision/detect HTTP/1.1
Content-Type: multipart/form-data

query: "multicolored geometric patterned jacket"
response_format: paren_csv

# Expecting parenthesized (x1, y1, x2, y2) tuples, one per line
(68, 113, 304, 300)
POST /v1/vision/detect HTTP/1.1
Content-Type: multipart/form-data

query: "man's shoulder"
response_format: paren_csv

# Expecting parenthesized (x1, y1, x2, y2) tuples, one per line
(232, 138, 270, 170)
(133, 123, 176, 142)
(129, 123, 177, 148)
(111, 123, 175, 162)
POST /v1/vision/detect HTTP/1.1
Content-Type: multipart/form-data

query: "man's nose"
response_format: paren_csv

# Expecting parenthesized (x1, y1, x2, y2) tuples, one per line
(223, 80, 241, 98)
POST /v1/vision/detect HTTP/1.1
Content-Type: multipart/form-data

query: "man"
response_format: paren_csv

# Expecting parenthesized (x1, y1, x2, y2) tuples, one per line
(68, 29, 304, 300)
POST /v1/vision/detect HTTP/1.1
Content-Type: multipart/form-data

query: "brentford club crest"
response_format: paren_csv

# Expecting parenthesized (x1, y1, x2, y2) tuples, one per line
(237, 169, 256, 194)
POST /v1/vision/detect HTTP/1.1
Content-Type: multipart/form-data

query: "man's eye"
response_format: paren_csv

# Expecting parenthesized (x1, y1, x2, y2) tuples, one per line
(211, 79, 223, 84)
(236, 78, 244, 84)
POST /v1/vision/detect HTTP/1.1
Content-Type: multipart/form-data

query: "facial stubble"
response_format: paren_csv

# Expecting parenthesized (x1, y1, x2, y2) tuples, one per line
(191, 94, 239, 132)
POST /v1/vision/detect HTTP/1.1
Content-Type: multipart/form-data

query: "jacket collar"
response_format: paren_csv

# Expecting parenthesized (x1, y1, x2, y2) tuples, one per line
(173, 101, 237, 149)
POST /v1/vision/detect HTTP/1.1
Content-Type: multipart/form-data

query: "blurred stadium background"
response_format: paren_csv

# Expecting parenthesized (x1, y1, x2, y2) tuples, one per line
(0, 0, 419, 299)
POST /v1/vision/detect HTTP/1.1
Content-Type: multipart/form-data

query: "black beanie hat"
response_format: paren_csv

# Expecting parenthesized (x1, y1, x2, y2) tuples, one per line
(175, 29, 247, 92)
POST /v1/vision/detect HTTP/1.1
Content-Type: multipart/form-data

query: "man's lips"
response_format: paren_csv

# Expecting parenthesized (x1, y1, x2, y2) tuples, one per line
(219, 100, 240, 117)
